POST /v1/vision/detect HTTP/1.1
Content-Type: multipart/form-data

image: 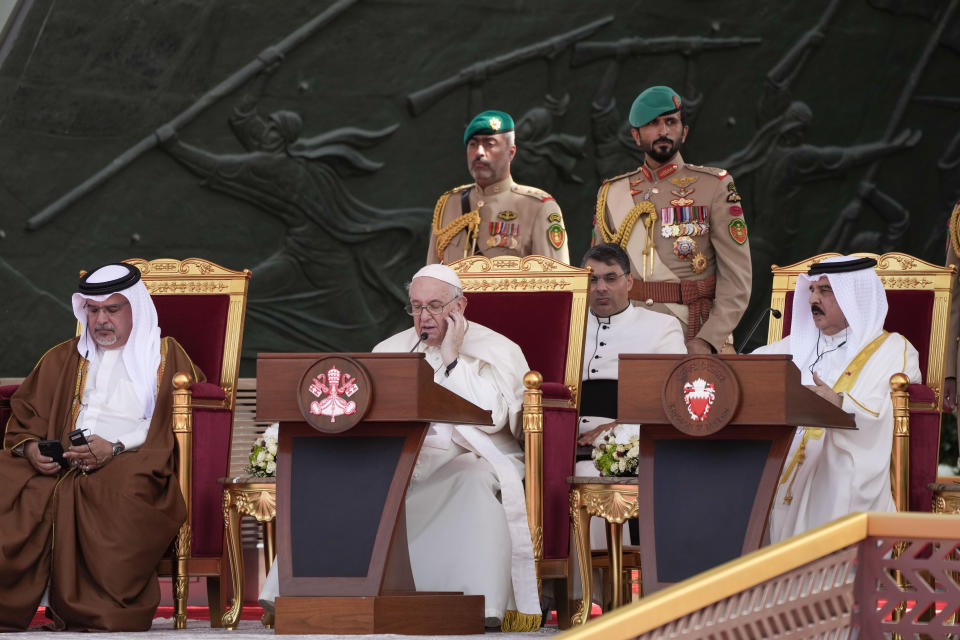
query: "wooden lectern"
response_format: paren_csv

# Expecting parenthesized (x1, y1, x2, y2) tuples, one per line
(618, 354, 856, 595)
(257, 353, 493, 635)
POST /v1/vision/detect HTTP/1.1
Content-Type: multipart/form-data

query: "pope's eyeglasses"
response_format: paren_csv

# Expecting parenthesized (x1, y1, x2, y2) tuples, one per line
(405, 296, 461, 316)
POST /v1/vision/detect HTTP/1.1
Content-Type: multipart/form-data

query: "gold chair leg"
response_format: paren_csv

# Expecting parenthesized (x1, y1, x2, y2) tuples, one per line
(263, 520, 276, 573)
(173, 521, 191, 630)
(607, 521, 624, 609)
(570, 489, 593, 626)
(221, 490, 243, 630)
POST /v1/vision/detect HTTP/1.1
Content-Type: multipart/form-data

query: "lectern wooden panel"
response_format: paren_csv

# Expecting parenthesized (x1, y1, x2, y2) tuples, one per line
(619, 354, 855, 595)
(258, 353, 491, 635)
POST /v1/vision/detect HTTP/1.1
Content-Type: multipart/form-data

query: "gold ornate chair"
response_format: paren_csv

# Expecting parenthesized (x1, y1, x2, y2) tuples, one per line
(125, 258, 251, 628)
(449, 255, 589, 627)
(767, 252, 952, 512)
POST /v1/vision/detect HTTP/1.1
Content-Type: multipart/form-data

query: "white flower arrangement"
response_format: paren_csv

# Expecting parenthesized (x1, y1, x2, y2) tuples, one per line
(246, 424, 279, 478)
(591, 423, 640, 477)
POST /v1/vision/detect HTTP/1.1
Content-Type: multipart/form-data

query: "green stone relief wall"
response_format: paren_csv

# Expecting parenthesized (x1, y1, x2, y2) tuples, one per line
(0, 0, 958, 377)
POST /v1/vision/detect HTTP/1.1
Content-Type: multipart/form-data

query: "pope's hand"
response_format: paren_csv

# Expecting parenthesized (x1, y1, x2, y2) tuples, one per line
(805, 372, 843, 407)
(440, 311, 467, 367)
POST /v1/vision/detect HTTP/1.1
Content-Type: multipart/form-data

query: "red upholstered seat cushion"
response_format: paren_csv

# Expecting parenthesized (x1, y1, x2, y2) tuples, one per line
(153, 295, 230, 385)
(541, 382, 571, 401)
(185, 381, 230, 554)
(464, 291, 571, 384)
(542, 406, 578, 560)
(189, 405, 232, 556)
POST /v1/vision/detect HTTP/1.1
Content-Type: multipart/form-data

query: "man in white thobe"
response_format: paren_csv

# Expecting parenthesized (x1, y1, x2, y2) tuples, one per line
(574, 243, 686, 550)
(753, 255, 921, 543)
(259, 264, 539, 631)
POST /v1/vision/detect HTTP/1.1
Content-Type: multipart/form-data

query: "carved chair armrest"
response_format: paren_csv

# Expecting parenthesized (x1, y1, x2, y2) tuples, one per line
(522, 371, 544, 585)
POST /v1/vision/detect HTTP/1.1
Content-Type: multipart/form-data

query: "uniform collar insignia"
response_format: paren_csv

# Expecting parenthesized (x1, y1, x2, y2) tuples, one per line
(475, 176, 513, 196)
(657, 163, 679, 180)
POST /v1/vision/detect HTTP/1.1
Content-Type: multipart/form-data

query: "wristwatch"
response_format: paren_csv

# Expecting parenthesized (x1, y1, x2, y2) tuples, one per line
(112, 441, 125, 457)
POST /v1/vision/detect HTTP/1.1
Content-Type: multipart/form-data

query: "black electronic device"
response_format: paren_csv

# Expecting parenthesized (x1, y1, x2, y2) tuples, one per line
(37, 440, 67, 468)
(67, 428, 88, 447)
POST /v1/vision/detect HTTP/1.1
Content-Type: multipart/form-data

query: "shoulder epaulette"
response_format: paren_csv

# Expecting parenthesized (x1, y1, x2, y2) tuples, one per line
(949, 200, 960, 258)
(511, 183, 555, 203)
(601, 167, 643, 186)
(685, 164, 730, 179)
(446, 183, 474, 195)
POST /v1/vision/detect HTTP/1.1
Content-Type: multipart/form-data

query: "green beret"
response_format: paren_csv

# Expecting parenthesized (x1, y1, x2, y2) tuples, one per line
(628, 86, 682, 127)
(463, 110, 515, 144)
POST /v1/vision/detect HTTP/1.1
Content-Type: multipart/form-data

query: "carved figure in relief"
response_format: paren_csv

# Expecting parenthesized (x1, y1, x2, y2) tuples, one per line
(157, 71, 428, 360)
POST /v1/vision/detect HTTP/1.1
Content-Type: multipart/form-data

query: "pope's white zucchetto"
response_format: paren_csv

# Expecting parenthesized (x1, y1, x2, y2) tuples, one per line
(411, 264, 463, 290)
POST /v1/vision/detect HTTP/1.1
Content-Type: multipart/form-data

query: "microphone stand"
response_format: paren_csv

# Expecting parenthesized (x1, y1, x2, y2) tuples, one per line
(736, 308, 783, 354)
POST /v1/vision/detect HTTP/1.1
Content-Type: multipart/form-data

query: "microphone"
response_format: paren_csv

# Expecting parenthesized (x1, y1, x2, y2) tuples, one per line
(409, 332, 429, 353)
(736, 308, 783, 354)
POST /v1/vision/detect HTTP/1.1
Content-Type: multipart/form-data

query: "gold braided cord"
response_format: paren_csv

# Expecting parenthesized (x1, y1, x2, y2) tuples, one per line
(640, 206, 659, 279)
(432, 191, 480, 263)
(595, 182, 657, 251)
(67, 358, 89, 437)
(779, 428, 823, 504)
(950, 200, 960, 259)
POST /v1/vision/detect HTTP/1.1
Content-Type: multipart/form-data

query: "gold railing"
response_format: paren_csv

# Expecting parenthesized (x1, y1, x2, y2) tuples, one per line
(557, 512, 960, 639)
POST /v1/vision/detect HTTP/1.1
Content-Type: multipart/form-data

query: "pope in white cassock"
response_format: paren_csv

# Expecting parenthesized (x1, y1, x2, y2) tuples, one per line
(753, 255, 921, 543)
(259, 264, 539, 632)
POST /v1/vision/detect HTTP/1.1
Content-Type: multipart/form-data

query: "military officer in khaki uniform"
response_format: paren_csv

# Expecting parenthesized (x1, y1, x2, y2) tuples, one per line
(427, 110, 570, 265)
(593, 86, 752, 354)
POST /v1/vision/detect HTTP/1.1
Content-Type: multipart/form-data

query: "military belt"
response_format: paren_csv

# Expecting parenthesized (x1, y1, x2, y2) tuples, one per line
(629, 276, 716, 340)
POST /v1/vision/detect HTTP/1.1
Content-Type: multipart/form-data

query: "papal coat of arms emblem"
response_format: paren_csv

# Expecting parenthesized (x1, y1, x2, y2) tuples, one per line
(683, 377, 716, 422)
(308, 365, 359, 422)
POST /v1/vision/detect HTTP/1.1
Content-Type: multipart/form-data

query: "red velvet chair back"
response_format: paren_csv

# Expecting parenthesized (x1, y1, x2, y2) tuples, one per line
(124, 259, 250, 561)
(153, 295, 230, 386)
(451, 255, 590, 561)
(463, 291, 572, 387)
(768, 253, 952, 511)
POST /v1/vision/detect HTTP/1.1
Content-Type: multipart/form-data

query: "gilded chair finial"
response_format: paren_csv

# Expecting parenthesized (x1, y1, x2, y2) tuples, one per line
(523, 370, 543, 390)
(889, 372, 910, 392)
(173, 372, 193, 390)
